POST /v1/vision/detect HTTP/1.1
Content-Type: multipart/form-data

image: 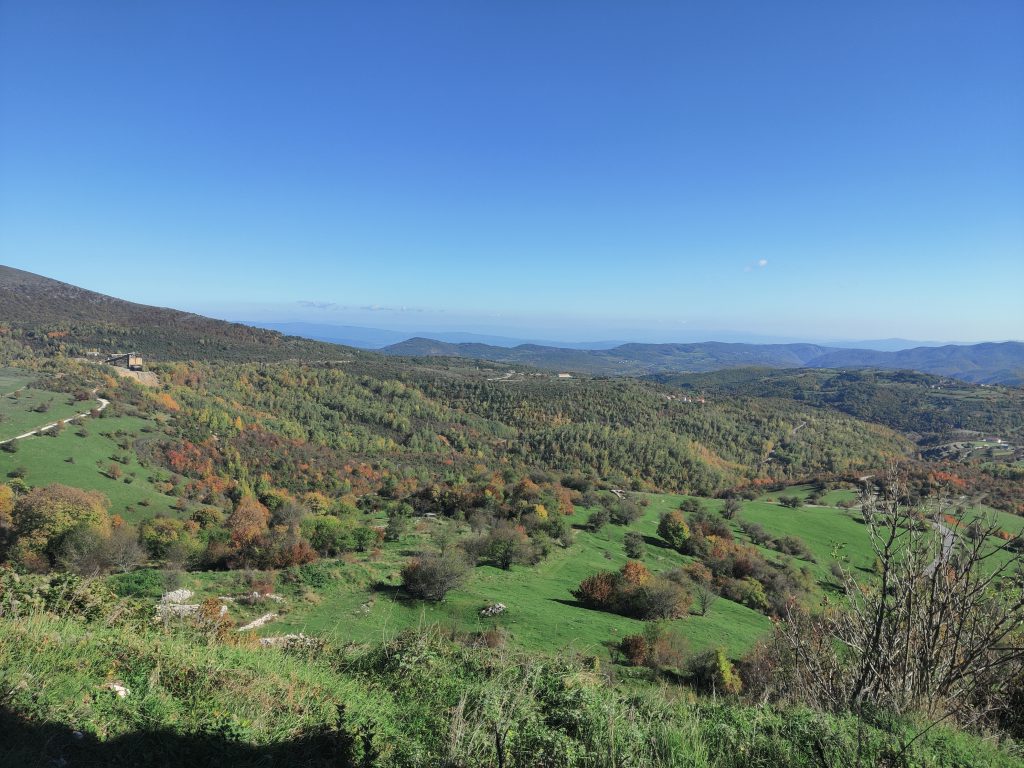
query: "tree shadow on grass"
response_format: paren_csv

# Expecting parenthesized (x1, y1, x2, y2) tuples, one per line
(548, 597, 625, 618)
(0, 706, 371, 768)
(367, 582, 403, 600)
(642, 534, 672, 550)
(820, 580, 845, 597)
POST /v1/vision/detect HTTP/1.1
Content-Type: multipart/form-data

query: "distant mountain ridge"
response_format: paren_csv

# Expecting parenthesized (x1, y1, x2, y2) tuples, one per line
(382, 337, 1024, 385)
(241, 320, 946, 352)
(238, 321, 623, 350)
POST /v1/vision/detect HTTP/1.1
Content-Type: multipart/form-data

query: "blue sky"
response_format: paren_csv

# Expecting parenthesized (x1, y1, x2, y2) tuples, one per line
(1, 2, 1022, 343)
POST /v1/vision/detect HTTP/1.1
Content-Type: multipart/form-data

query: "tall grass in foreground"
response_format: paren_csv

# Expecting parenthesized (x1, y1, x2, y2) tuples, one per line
(2, 605, 1020, 767)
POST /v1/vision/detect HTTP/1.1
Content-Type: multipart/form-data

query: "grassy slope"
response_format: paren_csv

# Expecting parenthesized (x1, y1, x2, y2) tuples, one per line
(0, 612, 388, 763)
(272, 525, 772, 658)
(738, 500, 874, 571)
(0, 368, 34, 392)
(756, 483, 858, 506)
(0, 386, 88, 440)
(186, 492, 890, 660)
(1, 610, 1019, 768)
(0, 412, 184, 521)
(254, 490, 893, 657)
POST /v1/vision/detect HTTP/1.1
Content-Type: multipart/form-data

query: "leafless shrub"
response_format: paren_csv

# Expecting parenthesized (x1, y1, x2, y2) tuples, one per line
(765, 463, 1024, 733)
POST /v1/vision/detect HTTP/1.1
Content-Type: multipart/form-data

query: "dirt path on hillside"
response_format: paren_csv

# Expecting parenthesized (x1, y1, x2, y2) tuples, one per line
(0, 395, 109, 445)
(856, 475, 956, 576)
(925, 519, 955, 576)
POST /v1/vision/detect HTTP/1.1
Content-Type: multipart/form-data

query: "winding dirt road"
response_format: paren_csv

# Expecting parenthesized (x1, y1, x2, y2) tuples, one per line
(857, 474, 954, 576)
(925, 519, 955, 576)
(0, 395, 109, 445)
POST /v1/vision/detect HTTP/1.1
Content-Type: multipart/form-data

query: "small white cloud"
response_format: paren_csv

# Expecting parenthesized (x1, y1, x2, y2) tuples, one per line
(757, 258, 768, 268)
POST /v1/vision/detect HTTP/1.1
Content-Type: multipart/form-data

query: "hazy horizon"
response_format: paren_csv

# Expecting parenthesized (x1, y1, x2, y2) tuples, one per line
(1, 261, 1020, 349)
(230, 316, 984, 350)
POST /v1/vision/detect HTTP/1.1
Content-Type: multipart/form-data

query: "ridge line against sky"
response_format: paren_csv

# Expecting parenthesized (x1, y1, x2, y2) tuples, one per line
(1, 2, 1022, 341)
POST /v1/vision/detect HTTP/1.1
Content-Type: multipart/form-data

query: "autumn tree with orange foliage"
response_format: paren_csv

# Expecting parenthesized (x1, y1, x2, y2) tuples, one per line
(6, 484, 110, 570)
(573, 561, 691, 620)
(228, 495, 270, 549)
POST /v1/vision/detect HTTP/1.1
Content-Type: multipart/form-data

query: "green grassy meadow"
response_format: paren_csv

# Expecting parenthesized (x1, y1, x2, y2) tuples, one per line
(0, 384, 89, 441)
(0, 367, 34, 393)
(0, 412, 184, 521)
(180, 489, 888, 661)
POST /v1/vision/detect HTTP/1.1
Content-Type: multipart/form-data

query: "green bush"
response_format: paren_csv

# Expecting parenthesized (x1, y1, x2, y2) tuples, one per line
(107, 568, 165, 599)
(657, 510, 690, 551)
(624, 531, 645, 559)
(294, 560, 336, 589)
(401, 555, 468, 602)
(688, 647, 743, 696)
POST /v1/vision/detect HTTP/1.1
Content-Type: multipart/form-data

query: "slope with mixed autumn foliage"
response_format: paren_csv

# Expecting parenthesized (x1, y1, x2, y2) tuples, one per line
(651, 367, 1024, 445)
(0, 265, 360, 362)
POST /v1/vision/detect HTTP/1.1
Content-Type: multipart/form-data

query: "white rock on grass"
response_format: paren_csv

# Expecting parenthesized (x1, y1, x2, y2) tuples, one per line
(104, 682, 130, 698)
(160, 589, 194, 604)
(155, 603, 200, 618)
(237, 612, 277, 632)
(480, 603, 507, 617)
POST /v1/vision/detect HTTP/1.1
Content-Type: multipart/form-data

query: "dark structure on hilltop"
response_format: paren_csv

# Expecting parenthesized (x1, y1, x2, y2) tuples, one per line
(105, 352, 143, 371)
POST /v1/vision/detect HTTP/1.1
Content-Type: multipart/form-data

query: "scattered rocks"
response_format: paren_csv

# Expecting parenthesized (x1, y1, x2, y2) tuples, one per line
(160, 589, 194, 604)
(237, 612, 277, 632)
(480, 603, 507, 617)
(155, 603, 200, 619)
(259, 633, 322, 650)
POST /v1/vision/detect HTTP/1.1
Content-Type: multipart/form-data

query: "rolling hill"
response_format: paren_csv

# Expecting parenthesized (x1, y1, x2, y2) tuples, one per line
(241, 321, 624, 350)
(2, 270, 1022, 766)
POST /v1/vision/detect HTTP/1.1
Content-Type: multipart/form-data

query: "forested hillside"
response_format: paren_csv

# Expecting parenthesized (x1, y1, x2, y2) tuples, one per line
(383, 337, 836, 374)
(0, 266, 357, 362)
(156, 358, 910, 496)
(652, 367, 1024, 445)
